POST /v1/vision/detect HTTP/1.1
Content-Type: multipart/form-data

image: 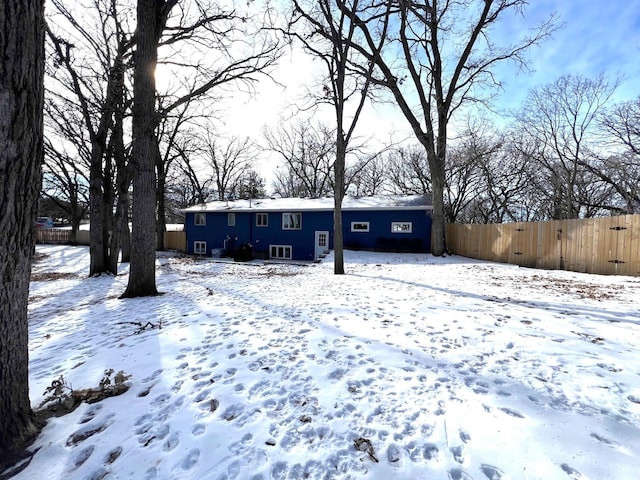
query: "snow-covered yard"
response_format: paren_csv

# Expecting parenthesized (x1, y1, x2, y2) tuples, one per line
(13, 245, 640, 479)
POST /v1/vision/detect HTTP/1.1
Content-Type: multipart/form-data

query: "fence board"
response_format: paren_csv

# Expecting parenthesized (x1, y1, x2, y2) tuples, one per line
(446, 214, 640, 276)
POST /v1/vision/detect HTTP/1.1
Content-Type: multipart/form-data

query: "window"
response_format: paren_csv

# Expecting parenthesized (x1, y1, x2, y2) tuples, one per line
(270, 245, 292, 259)
(227, 213, 236, 226)
(351, 222, 370, 232)
(256, 213, 268, 227)
(194, 241, 207, 255)
(391, 222, 412, 233)
(194, 213, 206, 226)
(282, 212, 302, 230)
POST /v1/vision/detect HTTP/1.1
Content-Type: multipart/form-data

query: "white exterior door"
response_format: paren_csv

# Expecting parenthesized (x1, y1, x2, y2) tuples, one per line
(314, 231, 329, 260)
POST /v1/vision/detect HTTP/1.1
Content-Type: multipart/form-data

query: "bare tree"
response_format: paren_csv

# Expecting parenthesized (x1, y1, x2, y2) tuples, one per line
(472, 139, 535, 223)
(516, 74, 618, 219)
(265, 121, 336, 198)
(601, 97, 640, 155)
(202, 133, 258, 200)
(386, 145, 432, 195)
(122, 0, 177, 297)
(337, 0, 557, 255)
(46, 0, 135, 275)
(286, 0, 376, 273)
(0, 0, 45, 463)
(348, 155, 388, 196)
(443, 118, 504, 223)
(174, 135, 214, 205)
(42, 137, 90, 243)
(590, 97, 640, 213)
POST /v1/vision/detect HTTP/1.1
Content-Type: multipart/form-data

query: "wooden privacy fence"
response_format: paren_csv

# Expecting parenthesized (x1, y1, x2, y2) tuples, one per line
(35, 229, 186, 252)
(164, 231, 186, 252)
(445, 214, 640, 276)
(36, 229, 90, 245)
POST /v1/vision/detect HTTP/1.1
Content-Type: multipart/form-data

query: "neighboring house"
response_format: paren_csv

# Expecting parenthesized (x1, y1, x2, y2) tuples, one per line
(182, 195, 433, 262)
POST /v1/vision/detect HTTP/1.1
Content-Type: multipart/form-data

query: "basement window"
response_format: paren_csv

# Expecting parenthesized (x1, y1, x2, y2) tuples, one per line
(194, 241, 207, 255)
(270, 245, 292, 260)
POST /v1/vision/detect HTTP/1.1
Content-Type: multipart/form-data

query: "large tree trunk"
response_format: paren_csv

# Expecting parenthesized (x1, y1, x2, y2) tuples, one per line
(155, 142, 167, 251)
(0, 0, 45, 463)
(123, 0, 160, 297)
(333, 139, 346, 274)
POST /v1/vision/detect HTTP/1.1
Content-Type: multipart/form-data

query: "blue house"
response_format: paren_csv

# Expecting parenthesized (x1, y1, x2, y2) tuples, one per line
(182, 195, 433, 262)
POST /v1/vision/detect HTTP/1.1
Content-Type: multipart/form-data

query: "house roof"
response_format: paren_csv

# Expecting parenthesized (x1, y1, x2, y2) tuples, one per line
(183, 194, 433, 213)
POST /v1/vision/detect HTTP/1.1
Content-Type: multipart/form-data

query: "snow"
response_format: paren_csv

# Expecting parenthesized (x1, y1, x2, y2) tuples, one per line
(12, 245, 640, 480)
(182, 194, 432, 213)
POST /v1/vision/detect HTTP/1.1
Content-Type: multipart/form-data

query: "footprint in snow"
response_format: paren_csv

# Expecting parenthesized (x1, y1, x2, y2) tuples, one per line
(270, 461, 288, 480)
(163, 432, 180, 452)
(67, 413, 115, 446)
(178, 448, 200, 471)
(142, 369, 163, 383)
(192, 423, 206, 436)
(85, 467, 108, 480)
(450, 445, 464, 464)
(387, 444, 403, 464)
(481, 464, 507, 479)
(561, 463, 584, 478)
(448, 467, 474, 480)
(72, 445, 95, 470)
(78, 404, 103, 424)
(150, 393, 172, 409)
(423, 443, 439, 461)
(103, 446, 122, 464)
(498, 407, 524, 418)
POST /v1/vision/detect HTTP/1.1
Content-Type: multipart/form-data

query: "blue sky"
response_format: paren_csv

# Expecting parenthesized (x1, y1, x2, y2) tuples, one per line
(223, 0, 640, 159)
(494, 0, 640, 110)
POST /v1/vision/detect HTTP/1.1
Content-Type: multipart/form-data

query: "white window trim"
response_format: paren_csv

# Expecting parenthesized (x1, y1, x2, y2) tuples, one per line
(256, 212, 268, 227)
(194, 241, 207, 255)
(270, 244, 292, 260)
(228, 212, 236, 227)
(351, 221, 370, 232)
(194, 213, 206, 226)
(282, 212, 302, 230)
(391, 222, 413, 233)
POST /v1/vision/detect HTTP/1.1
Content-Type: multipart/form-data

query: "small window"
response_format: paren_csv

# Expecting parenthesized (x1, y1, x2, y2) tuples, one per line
(195, 213, 206, 226)
(351, 222, 370, 232)
(270, 245, 292, 259)
(194, 241, 207, 255)
(282, 213, 302, 230)
(256, 213, 268, 227)
(228, 213, 236, 226)
(391, 222, 412, 233)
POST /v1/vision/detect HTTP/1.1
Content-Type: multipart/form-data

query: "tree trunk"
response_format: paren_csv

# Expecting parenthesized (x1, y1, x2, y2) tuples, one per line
(122, 0, 160, 297)
(0, 0, 45, 462)
(89, 143, 108, 275)
(121, 193, 131, 263)
(429, 169, 447, 256)
(333, 140, 346, 274)
(108, 89, 128, 274)
(155, 142, 166, 251)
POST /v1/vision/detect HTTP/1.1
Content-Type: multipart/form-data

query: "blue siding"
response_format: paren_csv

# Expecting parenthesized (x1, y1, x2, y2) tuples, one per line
(343, 210, 432, 252)
(185, 208, 431, 260)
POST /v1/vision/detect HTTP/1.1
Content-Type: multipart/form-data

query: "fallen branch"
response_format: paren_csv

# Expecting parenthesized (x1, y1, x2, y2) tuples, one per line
(116, 320, 161, 334)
